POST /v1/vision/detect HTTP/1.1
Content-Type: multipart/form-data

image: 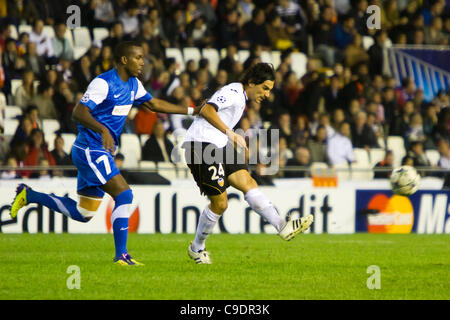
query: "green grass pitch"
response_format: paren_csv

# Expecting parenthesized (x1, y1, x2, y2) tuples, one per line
(0, 233, 449, 300)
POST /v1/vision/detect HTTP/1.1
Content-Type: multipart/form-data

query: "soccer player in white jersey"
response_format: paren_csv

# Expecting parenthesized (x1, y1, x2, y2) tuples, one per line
(10, 41, 200, 266)
(183, 63, 314, 264)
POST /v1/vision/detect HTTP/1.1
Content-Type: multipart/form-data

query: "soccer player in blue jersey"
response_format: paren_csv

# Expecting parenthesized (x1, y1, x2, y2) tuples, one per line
(10, 41, 200, 266)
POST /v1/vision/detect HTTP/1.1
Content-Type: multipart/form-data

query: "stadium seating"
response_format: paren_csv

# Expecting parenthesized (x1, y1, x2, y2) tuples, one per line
(369, 148, 386, 167)
(139, 160, 156, 169)
(271, 50, 281, 69)
(119, 133, 141, 168)
(42, 25, 55, 39)
(139, 134, 150, 147)
(73, 27, 92, 60)
(4, 119, 19, 135)
(362, 36, 374, 50)
(310, 162, 329, 176)
(353, 148, 370, 166)
(93, 27, 109, 43)
(290, 52, 307, 78)
(237, 50, 250, 63)
(10, 79, 23, 98)
(156, 161, 177, 180)
(18, 25, 32, 35)
(61, 133, 77, 155)
(351, 162, 374, 180)
(387, 136, 406, 167)
(183, 47, 202, 65)
(165, 48, 185, 71)
(9, 24, 18, 40)
(5, 105, 22, 120)
(333, 162, 350, 181)
(202, 48, 220, 75)
(42, 119, 61, 137)
(425, 150, 440, 166)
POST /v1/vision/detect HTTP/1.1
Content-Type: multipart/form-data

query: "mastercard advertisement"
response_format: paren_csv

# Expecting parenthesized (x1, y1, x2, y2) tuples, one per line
(355, 190, 450, 234)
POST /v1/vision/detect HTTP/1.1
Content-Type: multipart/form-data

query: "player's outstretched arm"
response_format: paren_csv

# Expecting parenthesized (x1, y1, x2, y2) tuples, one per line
(142, 98, 201, 115)
(72, 103, 115, 153)
(199, 104, 247, 151)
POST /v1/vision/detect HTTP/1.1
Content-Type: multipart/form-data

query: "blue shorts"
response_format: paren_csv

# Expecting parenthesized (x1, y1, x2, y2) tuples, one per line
(71, 144, 120, 198)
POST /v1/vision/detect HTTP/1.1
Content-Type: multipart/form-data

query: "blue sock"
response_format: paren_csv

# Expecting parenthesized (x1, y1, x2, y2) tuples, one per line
(26, 189, 87, 222)
(112, 189, 133, 258)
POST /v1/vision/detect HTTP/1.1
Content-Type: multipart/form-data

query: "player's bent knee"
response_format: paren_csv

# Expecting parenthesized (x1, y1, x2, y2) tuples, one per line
(210, 196, 228, 214)
(77, 196, 103, 222)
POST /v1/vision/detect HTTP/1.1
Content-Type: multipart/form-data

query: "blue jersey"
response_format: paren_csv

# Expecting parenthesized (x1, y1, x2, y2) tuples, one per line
(75, 68, 152, 149)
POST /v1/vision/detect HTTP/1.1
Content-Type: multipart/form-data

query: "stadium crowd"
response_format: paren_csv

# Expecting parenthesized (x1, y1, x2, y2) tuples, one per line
(0, 0, 449, 181)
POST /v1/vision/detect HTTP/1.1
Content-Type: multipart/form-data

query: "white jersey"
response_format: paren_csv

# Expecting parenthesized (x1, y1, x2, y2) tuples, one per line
(184, 82, 248, 148)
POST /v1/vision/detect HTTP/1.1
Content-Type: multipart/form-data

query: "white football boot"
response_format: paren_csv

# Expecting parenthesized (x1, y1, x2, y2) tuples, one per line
(188, 242, 212, 264)
(279, 214, 314, 241)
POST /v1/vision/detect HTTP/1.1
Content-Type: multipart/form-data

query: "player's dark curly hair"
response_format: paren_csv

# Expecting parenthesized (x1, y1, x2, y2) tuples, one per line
(240, 62, 275, 85)
(114, 41, 143, 64)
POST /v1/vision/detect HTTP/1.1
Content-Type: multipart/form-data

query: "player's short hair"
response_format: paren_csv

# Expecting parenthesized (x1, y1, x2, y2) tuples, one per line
(240, 62, 275, 86)
(114, 41, 143, 64)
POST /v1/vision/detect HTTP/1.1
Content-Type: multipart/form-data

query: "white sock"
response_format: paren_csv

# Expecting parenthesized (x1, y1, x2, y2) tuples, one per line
(245, 188, 286, 232)
(192, 206, 221, 252)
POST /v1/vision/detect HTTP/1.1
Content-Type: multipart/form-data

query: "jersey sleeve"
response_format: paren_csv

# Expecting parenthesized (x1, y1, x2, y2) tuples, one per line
(207, 87, 235, 111)
(79, 78, 109, 110)
(134, 79, 152, 106)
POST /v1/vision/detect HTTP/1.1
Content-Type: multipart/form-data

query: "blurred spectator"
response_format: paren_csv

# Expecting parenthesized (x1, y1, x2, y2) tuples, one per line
(203, 69, 228, 98)
(135, 19, 164, 60)
(275, 0, 308, 51)
(17, 32, 30, 57)
(22, 128, 56, 178)
(1, 155, 20, 179)
(344, 33, 369, 68)
(405, 113, 426, 147)
(423, 104, 438, 149)
(368, 30, 388, 76)
(270, 112, 295, 150)
(240, 8, 271, 50)
(327, 121, 355, 166)
(6, 0, 40, 26)
(424, 16, 448, 45)
(142, 121, 174, 163)
(306, 125, 328, 163)
(14, 69, 36, 110)
(251, 163, 275, 186)
(93, 0, 116, 28)
(324, 75, 343, 113)
(186, 16, 213, 48)
(50, 135, 74, 177)
(120, 1, 140, 37)
(72, 55, 93, 92)
(404, 140, 431, 168)
(53, 80, 76, 133)
(3, 37, 26, 80)
(31, 83, 57, 120)
(219, 9, 240, 48)
(218, 44, 237, 73)
(333, 14, 356, 50)
(351, 111, 379, 149)
(52, 22, 74, 61)
(285, 147, 311, 178)
(102, 21, 126, 50)
(374, 150, 394, 179)
(10, 115, 33, 149)
(266, 15, 293, 51)
(93, 45, 114, 75)
(437, 139, 450, 169)
(390, 100, 414, 136)
(23, 42, 45, 78)
(312, 5, 337, 67)
(196, 0, 218, 28)
(29, 19, 54, 58)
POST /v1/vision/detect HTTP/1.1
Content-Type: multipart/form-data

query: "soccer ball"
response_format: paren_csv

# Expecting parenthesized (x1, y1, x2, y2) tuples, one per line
(390, 165, 420, 196)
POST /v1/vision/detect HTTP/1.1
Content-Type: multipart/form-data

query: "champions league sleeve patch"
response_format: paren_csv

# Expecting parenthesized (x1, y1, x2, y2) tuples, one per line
(81, 93, 90, 103)
(217, 96, 226, 104)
